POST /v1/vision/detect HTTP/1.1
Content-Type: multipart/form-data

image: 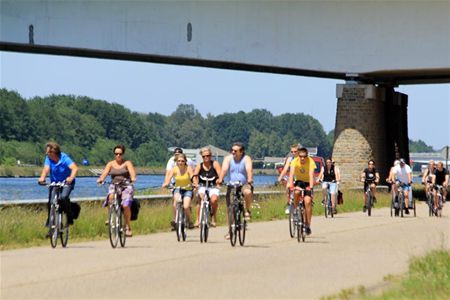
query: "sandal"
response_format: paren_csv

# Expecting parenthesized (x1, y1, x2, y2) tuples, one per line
(125, 228, 133, 237)
(210, 222, 217, 227)
(244, 211, 251, 221)
(224, 233, 230, 240)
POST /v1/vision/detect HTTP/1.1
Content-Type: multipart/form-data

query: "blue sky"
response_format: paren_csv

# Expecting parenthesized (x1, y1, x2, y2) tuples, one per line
(1, 51, 449, 150)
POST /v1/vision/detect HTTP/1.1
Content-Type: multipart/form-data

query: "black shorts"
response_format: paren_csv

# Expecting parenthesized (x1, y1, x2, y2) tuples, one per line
(294, 180, 312, 197)
(364, 181, 376, 192)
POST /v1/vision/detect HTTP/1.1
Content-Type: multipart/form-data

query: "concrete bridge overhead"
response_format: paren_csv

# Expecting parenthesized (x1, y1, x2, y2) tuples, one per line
(1, 1, 450, 184)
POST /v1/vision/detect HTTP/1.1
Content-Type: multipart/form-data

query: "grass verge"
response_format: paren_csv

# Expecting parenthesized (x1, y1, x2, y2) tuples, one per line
(321, 249, 450, 300)
(1, 187, 394, 250)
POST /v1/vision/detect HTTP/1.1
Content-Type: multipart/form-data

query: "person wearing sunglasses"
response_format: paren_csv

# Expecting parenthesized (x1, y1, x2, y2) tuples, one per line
(360, 159, 380, 213)
(217, 142, 254, 239)
(193, 147, 222, 227)
(318, 157, 341, 214)
(164, 147, 195, 185)
(97, 144, 137, 237)
(162, 152, 195, 230)
(287, 147, 316, 235)
(277, 143, 301, 214)
(39, 142, 78, 236)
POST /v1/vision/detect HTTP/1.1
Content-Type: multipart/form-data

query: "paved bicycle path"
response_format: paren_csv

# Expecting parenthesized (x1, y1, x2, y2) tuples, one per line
(2, 203, 449, 299)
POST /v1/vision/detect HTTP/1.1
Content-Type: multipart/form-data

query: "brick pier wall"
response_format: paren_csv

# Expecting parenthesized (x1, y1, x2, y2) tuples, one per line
(333, 84, 389, 188)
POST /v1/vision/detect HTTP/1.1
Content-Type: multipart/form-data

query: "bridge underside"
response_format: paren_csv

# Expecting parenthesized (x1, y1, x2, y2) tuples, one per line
(1, 42, 450, 86)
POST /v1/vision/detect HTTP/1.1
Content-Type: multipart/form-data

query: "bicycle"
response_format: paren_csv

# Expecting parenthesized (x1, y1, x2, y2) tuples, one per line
(227, 181, 247, 247)
(434, 185, 444, 217)
(364, 180, 375, 217)
(168, 184, 192, 242)
(101, 180, 130, 248)
(288, 188, 296, 238)
(39, 181, 70, 248)
(322, 181, 334, 218)
(197, 175, 216, 243)
(425, 183, 434, 217)
(290, 186, 306, 242)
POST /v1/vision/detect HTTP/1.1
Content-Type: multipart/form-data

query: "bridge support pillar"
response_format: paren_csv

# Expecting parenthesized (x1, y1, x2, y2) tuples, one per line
(333, 84, 388, 188)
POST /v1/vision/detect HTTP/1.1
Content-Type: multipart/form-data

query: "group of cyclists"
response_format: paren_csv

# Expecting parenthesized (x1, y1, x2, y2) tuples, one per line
(38, 141, 448, 242)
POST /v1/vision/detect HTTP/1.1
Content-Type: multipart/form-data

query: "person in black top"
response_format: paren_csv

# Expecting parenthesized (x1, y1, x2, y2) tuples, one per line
(319, 157, 341, 214)
(360, 159, 380, 213)
(432, 161, 449, 210)
(193, 147, 222, 227)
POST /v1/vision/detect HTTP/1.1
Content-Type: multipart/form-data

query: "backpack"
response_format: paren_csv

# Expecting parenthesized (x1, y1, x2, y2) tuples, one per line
(70, 202, 81, 219)
(337, 190, 344, 205)
(130, 198, 141, 221)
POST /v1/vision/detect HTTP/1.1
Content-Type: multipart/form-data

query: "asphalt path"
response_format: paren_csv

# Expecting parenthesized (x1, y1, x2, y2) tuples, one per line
(1, 202, 449, 299)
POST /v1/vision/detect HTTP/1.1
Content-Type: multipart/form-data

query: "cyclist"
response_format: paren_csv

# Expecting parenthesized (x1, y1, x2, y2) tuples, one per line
(193, 147, 222, 227)
(386, 159, 400, 215)
(422, 160, 436, 196)
(162, 152, 195, 230)
(392, 158, 413, 215)
(432, 161, 449, 212)
(38, 142, 78, 236)
(96, 144, 137, 237)
(217, 142, 254, 240)
(277, 143, 301, 214)
(164, 147, 195, 185)
(318, 157, 341, 214)
(287, 147, 315, 235)
(360, 159, 380, 213)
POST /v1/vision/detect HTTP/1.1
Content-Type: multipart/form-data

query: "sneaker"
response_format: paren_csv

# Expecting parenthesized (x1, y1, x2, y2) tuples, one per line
(304, 226, 312, 236)
(45, 230, 52, 238)
(321, 199, 325, 206)
(363, 206, 367, 213)
(170, 220, 176, 231)
(373, 196, 377, 203)
(188, 222, 195, 230)
(333, 208, 337, 214)
(394, 208, 399, 216)
(244, 211, 251, 221)
(284, 205, 290, 215)
(404, 208, 410, 215)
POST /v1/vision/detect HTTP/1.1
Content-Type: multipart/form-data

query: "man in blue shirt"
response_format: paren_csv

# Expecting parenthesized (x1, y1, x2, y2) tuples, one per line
(38, 142, 78, 233)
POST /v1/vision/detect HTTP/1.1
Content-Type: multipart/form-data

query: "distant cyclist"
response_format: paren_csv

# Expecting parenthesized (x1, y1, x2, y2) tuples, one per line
(392, 158, 413, 215)
(422, 160, 436, 196)
(432, 161, 449, 211)
(360, 159, 380, 213)
(287, 147, 315, 235)
(193, 147, 222, 227)
(277, 143, 301, 214)
(318, 157, 341, 214)
(38, 142, 78, 236)
(96, 144, 137, 237)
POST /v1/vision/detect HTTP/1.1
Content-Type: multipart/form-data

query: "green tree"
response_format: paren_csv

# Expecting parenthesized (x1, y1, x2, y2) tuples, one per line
(409, 139, 434, 153)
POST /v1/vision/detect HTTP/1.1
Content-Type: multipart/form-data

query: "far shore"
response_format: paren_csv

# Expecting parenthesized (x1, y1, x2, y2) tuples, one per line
(0, 165, 278, 178)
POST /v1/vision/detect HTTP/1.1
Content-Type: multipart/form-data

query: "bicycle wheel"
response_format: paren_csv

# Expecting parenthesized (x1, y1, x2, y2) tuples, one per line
(119, 208, 126, 247)
(60, 211, 69, 248)
(367, 193, 372, 217)
(437, 196, 442, 218)
(390, 195, 394, 217)
(49, 204, 58, 248)
(297, 208, 305, 243)
(329, 196, 334, 218)
(289, 204, 295, 238)
(324, 195, 328, 218)
(427, 193, 433, 217)
(176, 204, 183, 242)
(238, 207, 246, 246)
(413, 196, 416, 217)
(399, 194, 404, 218)
(200, 203, 209, 243)
(228, 205, 237, 247)
(108, 204, 119, 248)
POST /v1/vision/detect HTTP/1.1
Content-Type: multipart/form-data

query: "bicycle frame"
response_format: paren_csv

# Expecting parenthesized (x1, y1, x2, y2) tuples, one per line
(43, 181, 69, 248)
(292, 187, 306, 242)
(227, 181, 246, 247)
(198, 176, 215, 243)
(107, 181, 127, 248)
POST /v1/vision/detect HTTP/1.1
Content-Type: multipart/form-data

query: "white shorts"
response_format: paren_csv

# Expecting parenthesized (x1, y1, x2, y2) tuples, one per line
(198, 186, 220, 197)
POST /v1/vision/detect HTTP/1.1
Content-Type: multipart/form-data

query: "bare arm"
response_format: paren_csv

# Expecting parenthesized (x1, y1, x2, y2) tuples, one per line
(126, 161, 137, 182)
(162, 169, 174, 188)
(277, 158, 290, 181)
(287, 165, 295, 188)
(38, 165, 50, 183)
(97, 161, 112, 184)
(217, 155, 231, 185)
(66, 162, 78, 184)
(245, 156, 253, 184)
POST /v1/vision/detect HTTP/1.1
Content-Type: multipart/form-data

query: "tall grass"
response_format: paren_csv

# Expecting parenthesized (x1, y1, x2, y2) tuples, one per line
(0, 187, 395, 250)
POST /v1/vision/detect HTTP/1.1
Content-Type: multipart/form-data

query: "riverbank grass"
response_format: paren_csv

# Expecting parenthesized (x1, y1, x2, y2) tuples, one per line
(1, 188, 394, 250)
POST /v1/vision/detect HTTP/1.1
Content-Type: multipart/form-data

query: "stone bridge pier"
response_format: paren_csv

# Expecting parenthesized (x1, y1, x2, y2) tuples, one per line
(332, 84, 409, 188)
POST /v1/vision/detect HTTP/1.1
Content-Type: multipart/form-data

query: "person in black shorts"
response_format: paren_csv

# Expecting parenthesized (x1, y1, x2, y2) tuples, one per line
(360, 159, 380, 213)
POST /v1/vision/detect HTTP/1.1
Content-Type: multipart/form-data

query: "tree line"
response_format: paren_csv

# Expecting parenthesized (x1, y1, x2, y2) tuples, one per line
(0, 88, 433, 167)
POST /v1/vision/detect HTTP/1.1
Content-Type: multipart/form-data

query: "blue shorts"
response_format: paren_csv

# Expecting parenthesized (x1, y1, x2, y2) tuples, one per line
(322, 182, 337, 194)
(173, 188, 193, 199)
